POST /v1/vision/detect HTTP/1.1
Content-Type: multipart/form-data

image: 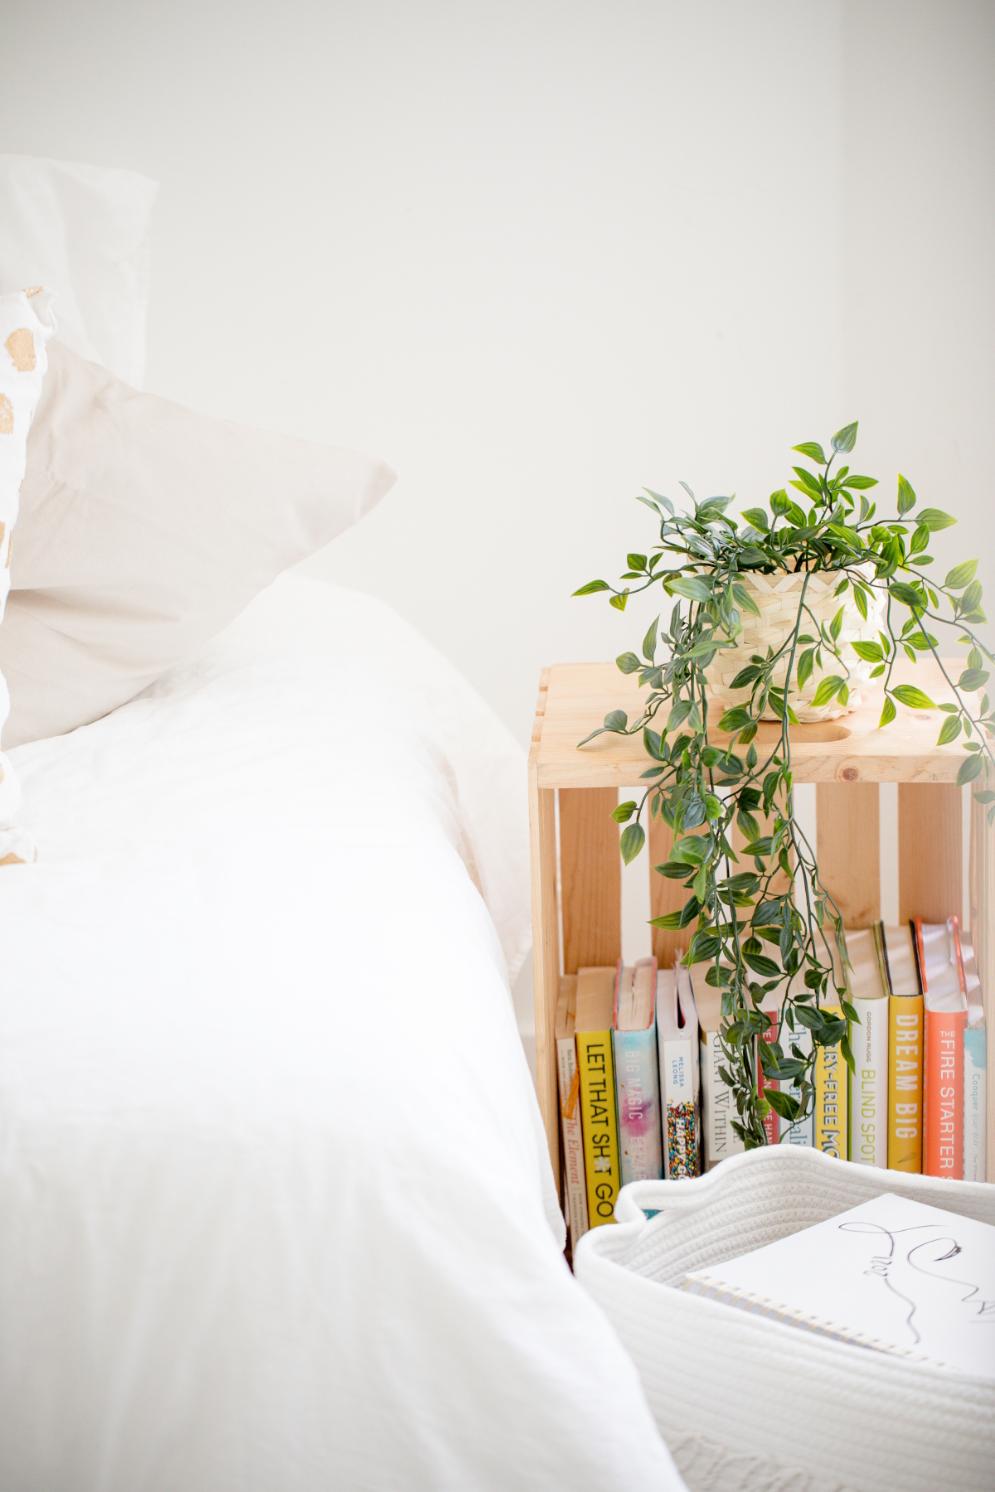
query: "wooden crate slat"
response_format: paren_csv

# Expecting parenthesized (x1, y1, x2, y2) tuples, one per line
(535, 660, 974, 786)
(559, 787, 621, 972)
(898, 783, 963, 923)
(528, 671, 561, 1183)
(816, 782, 881, 926)
(648, 811, 684, 966)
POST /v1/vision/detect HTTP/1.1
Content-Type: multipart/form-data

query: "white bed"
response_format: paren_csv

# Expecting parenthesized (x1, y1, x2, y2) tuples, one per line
(0, 574, 681, 1491)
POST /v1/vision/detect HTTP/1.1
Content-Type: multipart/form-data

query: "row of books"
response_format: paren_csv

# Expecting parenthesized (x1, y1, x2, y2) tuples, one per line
(555, 918, 987, 1245)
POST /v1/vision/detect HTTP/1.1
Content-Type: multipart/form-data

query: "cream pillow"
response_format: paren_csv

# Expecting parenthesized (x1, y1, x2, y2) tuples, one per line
(1, 343, 395, 745)
(0, 155, 157, 386)
(0, 288, 54, 858)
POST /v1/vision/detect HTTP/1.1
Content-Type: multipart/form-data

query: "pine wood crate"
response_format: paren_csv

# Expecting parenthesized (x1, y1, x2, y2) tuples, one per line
(528, 660, 995, 1186)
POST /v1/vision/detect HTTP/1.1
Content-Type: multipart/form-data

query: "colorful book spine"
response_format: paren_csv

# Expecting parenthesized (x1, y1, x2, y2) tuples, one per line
(576, 1028, 621, 1227)
(923, 1008, 967, 1178)
(887, 994, 924, 1173)
(758, 1011, 780, 1147)
(613, 1025, 663, 1184)
(701, 1029, 745, 1168)
(814, 1004, 847, 1159)
(964, 1022, 988, 1183)
(659, 1037, 700, 1180)
(556, 1024, 589, 1244)
(848, 992, 889, 1167)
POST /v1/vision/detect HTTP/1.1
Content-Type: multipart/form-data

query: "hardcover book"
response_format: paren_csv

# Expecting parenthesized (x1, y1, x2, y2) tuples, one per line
(814, 1001, 847, 1159)
(555, 975, 589, 1246)
(612, 958, 663, 1185)
(575, 966, 622, 1227)
(915, 919, 968, 1180)
(962, 934, 988, 1184)
(845, 927, 889, 1167)
(695, 981, 745, 1169)
(657, 962, 701, 1178)
(881, 921, 924, 1173)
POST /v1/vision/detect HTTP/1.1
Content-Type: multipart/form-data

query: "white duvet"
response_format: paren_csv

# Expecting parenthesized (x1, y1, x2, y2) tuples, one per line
(0, 576, 680, 1492)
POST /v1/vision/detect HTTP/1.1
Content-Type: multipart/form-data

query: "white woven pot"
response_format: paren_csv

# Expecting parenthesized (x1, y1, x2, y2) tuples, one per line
(705, 568, 885, 723)
(574, 1148, 995, 1492)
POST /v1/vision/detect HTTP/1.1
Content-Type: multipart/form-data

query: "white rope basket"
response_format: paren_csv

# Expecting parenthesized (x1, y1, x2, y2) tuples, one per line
(574, 1148, 995, 1492)
(705, 569, 885, 723)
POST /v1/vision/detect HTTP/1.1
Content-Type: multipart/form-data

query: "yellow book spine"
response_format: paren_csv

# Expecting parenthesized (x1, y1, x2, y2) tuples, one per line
(814, 1004, 847, 1158)
(576, 1028, 621, 1227)
(888, 994, 924, 1172)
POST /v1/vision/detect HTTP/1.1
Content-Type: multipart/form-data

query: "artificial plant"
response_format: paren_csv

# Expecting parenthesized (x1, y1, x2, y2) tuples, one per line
(575, 422, 994, 1146)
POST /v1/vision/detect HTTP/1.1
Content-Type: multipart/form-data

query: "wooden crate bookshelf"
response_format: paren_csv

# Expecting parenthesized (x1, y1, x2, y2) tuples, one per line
(528, 660, 995, 1186)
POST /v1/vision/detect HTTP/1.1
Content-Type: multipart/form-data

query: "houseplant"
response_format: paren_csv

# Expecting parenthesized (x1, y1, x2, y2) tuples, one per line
(575, 423, 995, 1146)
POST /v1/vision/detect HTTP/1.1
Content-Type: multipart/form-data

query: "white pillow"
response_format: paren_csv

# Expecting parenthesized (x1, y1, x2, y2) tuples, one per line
(0, 288, 54, 858)
(0, 155, 157, 386)
(0, 342, 395, 746)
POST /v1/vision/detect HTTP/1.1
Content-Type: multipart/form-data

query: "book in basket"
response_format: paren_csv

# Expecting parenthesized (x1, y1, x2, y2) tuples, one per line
(684, 1192, 995, 1380)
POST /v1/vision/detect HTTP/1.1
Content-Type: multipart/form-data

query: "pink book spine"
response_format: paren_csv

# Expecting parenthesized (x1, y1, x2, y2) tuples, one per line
(759, 1015, 779, 1146)
(923, 1008, 967, 1179)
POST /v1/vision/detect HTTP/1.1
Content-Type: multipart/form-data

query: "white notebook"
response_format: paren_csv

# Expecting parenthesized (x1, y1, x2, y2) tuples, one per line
(685, 1192, 995, 1379)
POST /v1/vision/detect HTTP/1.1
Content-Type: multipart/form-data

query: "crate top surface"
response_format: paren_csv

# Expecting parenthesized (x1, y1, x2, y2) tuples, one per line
(531, 659, 979, 786)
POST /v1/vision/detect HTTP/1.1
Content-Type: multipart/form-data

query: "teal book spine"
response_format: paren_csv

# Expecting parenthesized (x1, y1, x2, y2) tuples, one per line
(612, 1025, 663, 1184)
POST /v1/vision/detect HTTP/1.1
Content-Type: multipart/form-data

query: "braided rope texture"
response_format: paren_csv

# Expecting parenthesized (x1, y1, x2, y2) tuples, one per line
(575, 1147, 995, 1492)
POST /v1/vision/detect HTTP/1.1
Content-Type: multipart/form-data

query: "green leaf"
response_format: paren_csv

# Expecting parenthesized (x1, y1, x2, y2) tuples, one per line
(687, 931, 722, 963)
(844, 475, 877, 489)
(917, 507, 956, 532)
(810, 675, 845, 708)
(889, 581, 924, 609)
(832, 421, 858, 454)
(573, 579, 610, 596)
(730, 665, 761, 689)
(626, 552, 647, 572)
(958, 755, 984, 786)
(765, 1088, 800, 1121)
(893, 683, 936, 710)
(792, 441, 827, 464)
(615, 651, 641, 674)
(830, 606, 844, 643)
(937, 715, 962, 746)
(792, 466, 822, 498)
(796, 648, 815, 688)
(897, 474, 916, 515)
(945, 559, 977, 591)
(642, 616, 659, 662)
(718, 705, 753, 734)
(959, 668, 989, 692)
(620, 822, 646, 865)
(743, 950, 780, 978)
(603, 709, 628, 732)
(879, 696, 897, 727)
(668, 574, 713, 604)
(609, 591, 628, 611)
(851, 640, 883, 663)
(741, 506, 770, 532)
(853, 585, 869, 621)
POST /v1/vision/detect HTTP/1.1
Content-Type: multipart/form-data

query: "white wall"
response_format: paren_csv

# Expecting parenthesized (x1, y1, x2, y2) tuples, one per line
(2, 0, 992, 744)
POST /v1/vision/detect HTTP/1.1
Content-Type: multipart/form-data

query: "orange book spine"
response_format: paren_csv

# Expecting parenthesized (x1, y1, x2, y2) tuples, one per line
(923, 1008, 967, 1178)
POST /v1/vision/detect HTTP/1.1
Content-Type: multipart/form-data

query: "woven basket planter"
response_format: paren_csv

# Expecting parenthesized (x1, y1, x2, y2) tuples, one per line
(705, 568, 885, 723)
(574, 1148, 995, 1492)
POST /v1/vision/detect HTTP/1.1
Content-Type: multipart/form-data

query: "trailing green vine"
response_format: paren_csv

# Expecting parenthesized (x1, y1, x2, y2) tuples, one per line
(575, 422, 995, 1146)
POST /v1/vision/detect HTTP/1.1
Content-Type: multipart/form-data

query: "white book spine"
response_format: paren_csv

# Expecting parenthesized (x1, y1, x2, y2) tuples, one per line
(701, 1030, 745, 1168)
(848, 995, 889, 1167)
(778, 1025, 814, 1147)
(964, 1023, 987, 1183)
(556, 1035, 589, 1244)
